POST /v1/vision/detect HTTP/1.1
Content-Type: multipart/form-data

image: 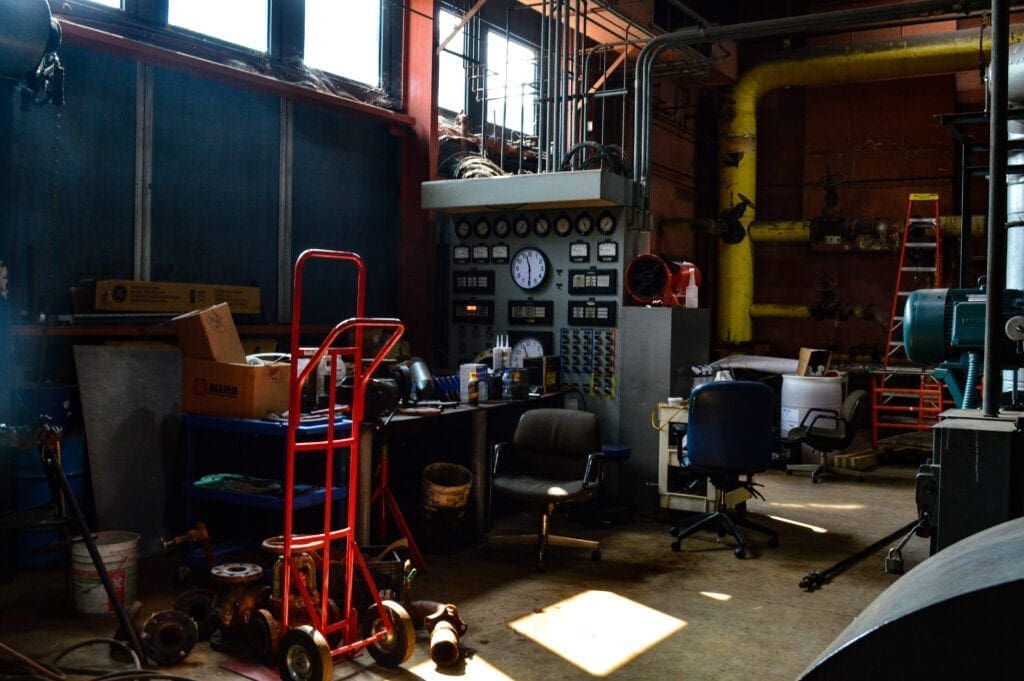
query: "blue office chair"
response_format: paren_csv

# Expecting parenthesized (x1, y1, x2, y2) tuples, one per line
(669, 380, 779, 558)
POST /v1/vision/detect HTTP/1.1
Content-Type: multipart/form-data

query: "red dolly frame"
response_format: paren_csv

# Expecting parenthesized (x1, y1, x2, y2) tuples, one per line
(277, 249, 413, 680)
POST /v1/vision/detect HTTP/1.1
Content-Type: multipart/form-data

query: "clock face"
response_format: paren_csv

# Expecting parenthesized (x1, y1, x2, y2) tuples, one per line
(513, 215, 530, 237)
(597, 212, 616, 235)
(554, 214, 572, 237)
(511, 337, 545, 368)
(510, 247, 550, 291)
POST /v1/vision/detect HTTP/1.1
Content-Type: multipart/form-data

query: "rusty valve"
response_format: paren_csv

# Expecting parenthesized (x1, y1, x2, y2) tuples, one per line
(409, 601, 468, 667)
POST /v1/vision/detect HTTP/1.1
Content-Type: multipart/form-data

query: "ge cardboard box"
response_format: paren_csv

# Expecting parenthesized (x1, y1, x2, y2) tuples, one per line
(181, 358, 290, 419)
(172, 303, 246, 364)
(173, 303, 289, 418)
(94, 279, 261, 314)
(797, 347, 832, 377)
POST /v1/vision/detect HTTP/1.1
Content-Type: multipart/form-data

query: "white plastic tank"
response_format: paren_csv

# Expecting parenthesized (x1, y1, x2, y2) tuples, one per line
(780, 375, 845, 459)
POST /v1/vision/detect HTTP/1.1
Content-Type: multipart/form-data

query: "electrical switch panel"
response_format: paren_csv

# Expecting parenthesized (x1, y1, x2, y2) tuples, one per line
(559, 327, 616, 398)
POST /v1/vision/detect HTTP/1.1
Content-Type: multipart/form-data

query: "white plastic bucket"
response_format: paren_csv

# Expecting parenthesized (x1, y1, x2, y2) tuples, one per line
(781, 375, 844, 459)
(71, 531, 139, 616)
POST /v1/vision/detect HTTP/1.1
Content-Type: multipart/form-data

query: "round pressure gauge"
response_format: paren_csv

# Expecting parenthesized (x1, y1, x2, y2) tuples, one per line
(475, 218, 491, 238)
(494, 216, 510, 238)
(511, 336, 545, 368)
(576, 213, 594, 236)
(455, 219, 472, 239)
(533, 215, 551, 237)
(513, 215, 530, 237)
(554, 213, 573, 237)
(597, 211, 616, 235)
(510, 246, 550, 291)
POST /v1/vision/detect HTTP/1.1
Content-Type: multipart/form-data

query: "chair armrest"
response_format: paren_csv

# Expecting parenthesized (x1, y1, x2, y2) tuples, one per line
(798, 407, 839, 429)
(492, 442, 511, 476)
(583, 451, 609, 489)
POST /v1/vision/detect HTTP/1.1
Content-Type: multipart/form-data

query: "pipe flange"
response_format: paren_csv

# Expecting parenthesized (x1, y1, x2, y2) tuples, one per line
(211, 562, 264, 584)
(140, 609, 199, 666)
(173, 588, 217, 641)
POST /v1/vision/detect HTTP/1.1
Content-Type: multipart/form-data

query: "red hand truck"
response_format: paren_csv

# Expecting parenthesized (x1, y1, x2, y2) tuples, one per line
(275, 249, 412, 680)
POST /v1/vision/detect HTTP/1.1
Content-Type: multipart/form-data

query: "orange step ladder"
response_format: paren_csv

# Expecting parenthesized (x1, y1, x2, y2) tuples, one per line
(870, 194, 947, 447)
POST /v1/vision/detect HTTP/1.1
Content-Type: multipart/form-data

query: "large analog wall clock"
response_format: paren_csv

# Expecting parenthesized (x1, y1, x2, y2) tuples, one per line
(510, 246, 550, 292)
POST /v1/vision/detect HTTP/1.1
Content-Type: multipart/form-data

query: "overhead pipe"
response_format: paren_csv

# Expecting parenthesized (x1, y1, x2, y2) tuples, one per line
(745, 215, 987, 242)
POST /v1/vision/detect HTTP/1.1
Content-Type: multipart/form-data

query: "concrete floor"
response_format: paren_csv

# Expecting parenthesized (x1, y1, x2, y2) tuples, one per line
(0, 462, 929, 681)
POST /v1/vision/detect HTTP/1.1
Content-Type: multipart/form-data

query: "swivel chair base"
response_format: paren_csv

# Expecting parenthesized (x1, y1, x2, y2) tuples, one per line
(787, 452, 863, 483)
(670, 511, 779, 559)
(488, 504, 601, 571)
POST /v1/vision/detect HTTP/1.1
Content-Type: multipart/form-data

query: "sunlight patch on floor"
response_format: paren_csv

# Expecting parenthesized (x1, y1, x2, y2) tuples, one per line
(507, 590, 686, 677)
(767, 515, 829, 533)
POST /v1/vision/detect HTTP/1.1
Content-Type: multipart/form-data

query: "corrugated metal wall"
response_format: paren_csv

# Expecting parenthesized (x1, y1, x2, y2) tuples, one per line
(5, 44, 401, 329)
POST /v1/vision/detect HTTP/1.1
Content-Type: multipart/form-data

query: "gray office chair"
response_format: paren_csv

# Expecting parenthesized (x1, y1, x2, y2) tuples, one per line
(488, 408, 605, 571)
(786, 389, 868, 483)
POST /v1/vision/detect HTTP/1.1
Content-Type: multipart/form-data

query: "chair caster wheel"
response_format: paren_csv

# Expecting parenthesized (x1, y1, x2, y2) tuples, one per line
(768, 536, 779, 548)
(733, 547, 746, 559)
(669, 526, 680, 537)
(670, 540, 681, 552)
(590, 549, 601, 561)
(811, 476, 821, 484)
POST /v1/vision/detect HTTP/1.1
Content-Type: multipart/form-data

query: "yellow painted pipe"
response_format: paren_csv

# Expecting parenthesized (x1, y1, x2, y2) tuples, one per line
(749, 303, 811, 319)
(748, 215, 985, 242)
(718, 28, 1024, 344)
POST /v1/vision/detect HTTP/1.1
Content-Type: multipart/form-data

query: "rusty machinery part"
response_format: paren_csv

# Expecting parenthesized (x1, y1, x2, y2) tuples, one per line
(161, 521, 217, 569)
(262, 534, 327, 555)
(363, 600, 416, 668)
(173, 588, 217, 641)
(214, 583, 271, 636)
(409, 601, 468, 667)
(139, 609, 199, 666)
(211, 562, 264, 584)
(278, 625, 333, 681)
(272, 553, 319, 603)
(246, 608, 281, 665)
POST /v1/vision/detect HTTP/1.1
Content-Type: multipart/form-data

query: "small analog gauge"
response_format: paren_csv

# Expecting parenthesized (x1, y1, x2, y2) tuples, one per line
(494, 217, 510, 238)
(491, 243, 510, 263)
(472, 244, 490, 263)
(597, 211, 616, 235)
(554, 213, 573, 237)
(570, 241, 590, 262)
(597, 240, 619, 262)
(576, 213, 594, 236)
(455, 219, 472, 239)
(474, 218, 491, 238)
(513, 215, 530, 237)
(511, 336, 545, 368)
(533, 215, 551, 237)
(453, 245, 470, 264)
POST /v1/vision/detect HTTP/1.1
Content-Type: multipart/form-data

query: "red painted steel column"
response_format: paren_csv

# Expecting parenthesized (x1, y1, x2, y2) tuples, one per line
(398, 0, 438, 361)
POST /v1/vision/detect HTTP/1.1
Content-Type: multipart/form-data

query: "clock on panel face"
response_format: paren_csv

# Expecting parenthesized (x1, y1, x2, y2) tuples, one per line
(510, 247, 550, 291)
(511, 336, 545, 368)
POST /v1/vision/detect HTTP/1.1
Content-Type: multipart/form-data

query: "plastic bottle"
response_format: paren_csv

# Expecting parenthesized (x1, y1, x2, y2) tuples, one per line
(467, 372, 480, 406)
(685, 270, 698, 309)
(502, 369, 513, 400)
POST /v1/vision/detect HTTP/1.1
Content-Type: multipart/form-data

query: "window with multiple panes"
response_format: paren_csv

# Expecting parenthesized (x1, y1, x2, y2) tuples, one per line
(485, 32, 537, 135)
(304, 0, 382, 87)
(168, 0, 270, 53)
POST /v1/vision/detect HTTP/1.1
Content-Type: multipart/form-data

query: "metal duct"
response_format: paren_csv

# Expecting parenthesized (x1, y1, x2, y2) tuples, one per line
(0, 0, 52, 82)
(718, 26, 1024, 344)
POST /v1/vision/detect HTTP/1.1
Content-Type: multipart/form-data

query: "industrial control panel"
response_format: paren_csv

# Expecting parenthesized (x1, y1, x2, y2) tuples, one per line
(443, 205, 629, 440)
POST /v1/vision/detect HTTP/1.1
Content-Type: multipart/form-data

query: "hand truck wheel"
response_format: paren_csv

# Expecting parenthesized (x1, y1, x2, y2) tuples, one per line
(278, 625, 332, 681)
(363, 600, 415, 667)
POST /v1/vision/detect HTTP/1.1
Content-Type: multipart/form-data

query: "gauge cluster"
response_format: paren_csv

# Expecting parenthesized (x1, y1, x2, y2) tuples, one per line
(447, 207, 626, 405)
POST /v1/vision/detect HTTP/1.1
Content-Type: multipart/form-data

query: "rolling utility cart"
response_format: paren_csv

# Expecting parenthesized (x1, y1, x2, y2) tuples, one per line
(274, 249, 413, 681)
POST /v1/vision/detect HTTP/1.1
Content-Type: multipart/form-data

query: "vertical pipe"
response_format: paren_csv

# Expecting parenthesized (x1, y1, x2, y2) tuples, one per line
(277, 99, 294, 325)
(552, 0, 562, 168)
(538, 0, 546, 171)
(959, 142, 972, 288)
(984, 0, 1009, 416)
(133, 63, 153, 282)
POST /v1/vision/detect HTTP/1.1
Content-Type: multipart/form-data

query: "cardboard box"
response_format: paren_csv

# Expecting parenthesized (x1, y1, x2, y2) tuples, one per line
(524, 355, 561, 394)
(94, 279, 261, 314)
(797, 348, 832, 377)
(181, 358, 290, 419)
(172, 304, 247, 364)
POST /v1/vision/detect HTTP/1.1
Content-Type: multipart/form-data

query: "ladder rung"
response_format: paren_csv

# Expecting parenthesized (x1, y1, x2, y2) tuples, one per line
(907, 218, 937, 225)
(904, 242, 937, 248)
(901, 267, 936, 272)
(889, 341, 905, 347)
(897, 291, 912, 296)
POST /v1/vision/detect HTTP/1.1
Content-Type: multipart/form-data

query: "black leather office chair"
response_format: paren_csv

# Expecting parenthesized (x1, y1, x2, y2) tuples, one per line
(489, 408, 605, 571)
(786, 389, 867, 483)
(669, 381, 779, 559)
